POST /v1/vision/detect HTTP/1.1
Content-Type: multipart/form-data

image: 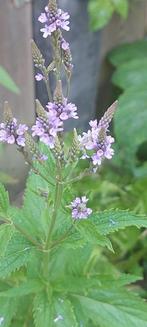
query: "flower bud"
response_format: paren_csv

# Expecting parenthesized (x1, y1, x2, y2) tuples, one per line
(99, 100, 118, 130)
(54, 135, 64, 162)
(3, 102, 13, 123)
(69, 128, 80, 161)
(53, 80, 64, 103)
(48, 0, 57, 13)
(31, 40, 45, 67)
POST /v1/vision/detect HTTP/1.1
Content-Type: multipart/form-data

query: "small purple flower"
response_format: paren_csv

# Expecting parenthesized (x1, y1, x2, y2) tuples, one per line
(70, 196, 92, 220)
(32, 111, 63, 149)
(35, 73, 44, 81)
(46, 98, 78, 122)
(0, 119, 28, 147)
(61, 38, 69, 51)
(79, 102, 117, 171)
(38, 6, 70, 38)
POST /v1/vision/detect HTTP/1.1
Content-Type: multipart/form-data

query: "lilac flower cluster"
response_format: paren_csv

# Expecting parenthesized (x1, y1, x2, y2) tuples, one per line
(70, 196, 92, 220)
(32, 99, 78, 148)
(0, 118, 28, 147)
(32, 111, 63, 149)
(38, 5, 70, 38)
(46, 99, 78, 121)
(79, 102, 117, 171)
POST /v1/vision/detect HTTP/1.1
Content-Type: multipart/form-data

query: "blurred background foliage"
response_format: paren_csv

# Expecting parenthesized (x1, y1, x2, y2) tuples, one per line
(88, 0, 129, 31)
(72, 37, 147, 291)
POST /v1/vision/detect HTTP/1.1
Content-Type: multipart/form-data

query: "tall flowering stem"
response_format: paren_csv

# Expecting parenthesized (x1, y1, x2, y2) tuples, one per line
(45, 161, 63, 250)
(0, 0, 117, 280)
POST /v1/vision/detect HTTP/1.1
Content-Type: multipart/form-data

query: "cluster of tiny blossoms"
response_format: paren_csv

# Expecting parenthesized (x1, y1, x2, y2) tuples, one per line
(0, 1, 117, 221)
(79, 101, 117, 172)
(38, 4, 70, 38)
(0, 118, 28, 147)
(70, 197, 92, 219)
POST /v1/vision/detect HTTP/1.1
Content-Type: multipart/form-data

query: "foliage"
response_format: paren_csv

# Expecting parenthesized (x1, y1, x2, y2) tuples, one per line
(0, 150, 147, 326)
(88, 0, 129, 31)
(108, 40, 147, 174)
(0, 67, 20, 94)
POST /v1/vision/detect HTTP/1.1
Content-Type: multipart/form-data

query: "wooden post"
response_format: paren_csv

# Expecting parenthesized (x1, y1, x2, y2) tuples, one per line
(0, 0, 35, 199)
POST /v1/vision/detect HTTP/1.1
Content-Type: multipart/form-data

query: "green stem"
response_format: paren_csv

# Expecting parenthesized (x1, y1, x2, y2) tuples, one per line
(45, 165, 63, 250)
(40, 66, 53, 101)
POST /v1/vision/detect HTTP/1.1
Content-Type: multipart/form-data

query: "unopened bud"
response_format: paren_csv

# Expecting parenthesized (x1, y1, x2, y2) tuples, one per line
(25, 132, 37, 155)
(53, 80, 64, 103)
(98, 127, 106, 144)
(69, 128, 80, 161)
(48, 0, 57, 13)
(63, 48, 73, 76)
(99, 100, 118, 130)
(36, 100, 47, 121)
(54, 135, 64, 161)
(31, 40, 45, 67)
(3, 102, 13, 123)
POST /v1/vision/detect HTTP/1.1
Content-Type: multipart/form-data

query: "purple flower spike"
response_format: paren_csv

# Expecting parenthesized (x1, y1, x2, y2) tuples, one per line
(0, 118, 28, 147)
(79, 101, 117, 172)
(46, 98, 78, 122)
(38, 6, 70, 38)
(32, 111, 63, 149)
(70, 196, 92, 220)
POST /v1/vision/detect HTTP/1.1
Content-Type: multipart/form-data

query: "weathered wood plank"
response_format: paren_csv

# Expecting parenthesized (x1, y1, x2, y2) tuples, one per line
(0, 0, 34, 198)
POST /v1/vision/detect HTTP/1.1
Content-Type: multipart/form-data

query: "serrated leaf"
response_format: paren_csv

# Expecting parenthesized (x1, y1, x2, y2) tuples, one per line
(0, 66, 20, 94)
(0, 233, 32, 278)
(0, 183, 9, 216)
(0, 280, 43, 297)
(53, 297, 78, 326)
(75, 220, 114, 251)
(72, 288, 147, 327)
(109, 40, 147, 67)
(54, 273, 140, 294)
(91, 210, 147, 235)
(112, 58, 147, 90)
(33, 291, 53, 327)
(114, 88, 147, 167)
(88, 0, 114, 31)
(0, 224, 13, 256)
(0, 298, 18, 327)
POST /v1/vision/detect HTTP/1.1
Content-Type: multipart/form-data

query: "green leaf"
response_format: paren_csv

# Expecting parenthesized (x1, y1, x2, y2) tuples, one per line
(53, 297, 78, 326)
(112, 0, 128, 18)
(108, 40, 147, 67)
(75, 220, 114, 251)
(0, 298, 18, 327)
(0, 224, 13, 256)
(112, 58, 147, 90)
(33, 291, 53, 327)
(0, 233, 32, 278)
(54, 273, 141, 294)
(91, 209, 147, 235)
(0, 280, 43, 297)
(72, 288, 147, 327)
(0, 183, 9, 216)
(88, 0, 114, 31)
(0, 66, 20, 94)
(114, 88, 147, 166)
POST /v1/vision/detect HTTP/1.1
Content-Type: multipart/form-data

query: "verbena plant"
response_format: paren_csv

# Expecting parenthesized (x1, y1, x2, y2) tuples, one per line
(0, 1, 147, 326)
